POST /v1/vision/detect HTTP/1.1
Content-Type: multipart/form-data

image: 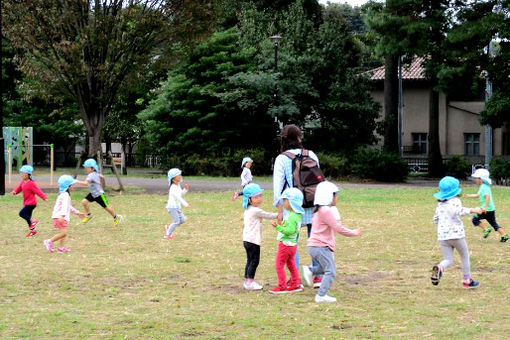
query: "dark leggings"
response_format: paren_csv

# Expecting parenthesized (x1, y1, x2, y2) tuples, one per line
(19, 205, 36, 227)
(244, 241, 260, 279)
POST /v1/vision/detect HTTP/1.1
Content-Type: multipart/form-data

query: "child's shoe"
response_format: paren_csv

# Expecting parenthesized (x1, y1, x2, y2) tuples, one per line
(244, 281, 263, 291)
(313, 276, 322, 288)
(231, 192, 239, 201)
(57, 247, 71, 253)
(315, 294, 337, 303)
(30, 220, 39, 228)
(500, 234, 509, 243)
(43, 239, 53, 253)
(463, 279, 480, 289)
(82, 214, 93, 223)
(483, 227, 492, 238)
(268, 286, 289, 294)
(163, 234, 176, 239)
(431, 265, 443, 286)
(25, 229, 38, 237)
(286, 285, 303, 293)
(114, 215, 123, 227)
(302, 266, 313, 287)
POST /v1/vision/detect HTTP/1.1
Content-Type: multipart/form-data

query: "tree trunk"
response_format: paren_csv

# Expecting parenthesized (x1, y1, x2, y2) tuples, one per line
(428, 87, 443, 177)
(383, 55, 399, 153)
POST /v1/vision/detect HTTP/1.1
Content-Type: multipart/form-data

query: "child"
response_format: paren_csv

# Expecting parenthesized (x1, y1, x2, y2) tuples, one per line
(232, 157, 253, 201)
(44, 175, 86, 253)
(302, 181, 361, 303)
(464, 168, 509, 242)
(11, 165, 48, 237)
(242, 183, 277, 290)
(430, 176, 481, 289)
(269, 188, 304, 294)
(164, 168, 192, 239)
(75, 158, 122, 227)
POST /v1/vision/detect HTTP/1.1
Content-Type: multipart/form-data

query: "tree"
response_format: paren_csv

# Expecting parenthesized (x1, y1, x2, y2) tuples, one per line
(3, 0, 215, 156)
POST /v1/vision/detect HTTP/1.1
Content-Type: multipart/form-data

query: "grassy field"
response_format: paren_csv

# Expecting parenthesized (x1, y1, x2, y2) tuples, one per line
(1, 184, 510, 339)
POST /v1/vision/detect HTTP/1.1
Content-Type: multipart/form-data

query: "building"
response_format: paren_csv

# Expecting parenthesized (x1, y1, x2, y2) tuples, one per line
(369, 57, 510, 165)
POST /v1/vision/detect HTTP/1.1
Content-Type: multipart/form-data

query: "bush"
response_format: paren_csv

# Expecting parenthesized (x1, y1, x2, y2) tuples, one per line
(350, 147, 408, 182)
(445, 155, 471, 179)
(316, 152, 350, 179)
(489, 157, 510, 184)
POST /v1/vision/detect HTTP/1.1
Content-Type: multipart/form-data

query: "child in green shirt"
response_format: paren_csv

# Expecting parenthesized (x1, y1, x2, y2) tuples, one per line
(269, 188, 304, 294)
(464, 168, 509, 242)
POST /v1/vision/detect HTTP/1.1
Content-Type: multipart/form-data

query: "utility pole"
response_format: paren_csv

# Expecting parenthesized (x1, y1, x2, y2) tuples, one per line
(0, 0, 5, 195)
(484, 40, 493, 169)
(397, 55, 403, 156)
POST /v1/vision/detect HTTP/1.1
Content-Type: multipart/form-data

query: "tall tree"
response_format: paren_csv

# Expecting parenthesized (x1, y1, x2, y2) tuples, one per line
(3, 0, 214, 156)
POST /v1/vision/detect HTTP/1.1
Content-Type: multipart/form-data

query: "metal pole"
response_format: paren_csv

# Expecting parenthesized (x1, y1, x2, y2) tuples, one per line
(270, 35, 281, 127)
(0, 0, 5, 195)
(485, 41, 493, 169)
(398, 55, 403, 156)
(8, 144, 11, 185)
(50, 144, 54, 185)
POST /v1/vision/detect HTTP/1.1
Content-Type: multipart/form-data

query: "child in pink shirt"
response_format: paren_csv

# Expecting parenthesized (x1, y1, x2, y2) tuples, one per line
(11, 165, 48, 237)
(302, 181, 361, 303)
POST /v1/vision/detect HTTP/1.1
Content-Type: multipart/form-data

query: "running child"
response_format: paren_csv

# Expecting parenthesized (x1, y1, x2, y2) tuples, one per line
(232, 157, 253, 201)
(75, 158, 122, 226)
(242, 183, 277, 290)
(302, 181, 361, 303)
(11, 165, 48, 237)
(269, 188, 304, 294)
(463, 168, 509, 242)
(44, 175, 86, 253)
(430, 176, 481, 289)
(164, 168, 192, 239)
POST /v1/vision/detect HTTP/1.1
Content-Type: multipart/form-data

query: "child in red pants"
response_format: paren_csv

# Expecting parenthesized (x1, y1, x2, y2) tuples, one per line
(269, 188, 304, 294)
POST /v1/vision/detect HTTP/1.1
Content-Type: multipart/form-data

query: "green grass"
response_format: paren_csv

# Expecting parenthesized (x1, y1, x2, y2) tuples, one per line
(2, 185, 510, 338)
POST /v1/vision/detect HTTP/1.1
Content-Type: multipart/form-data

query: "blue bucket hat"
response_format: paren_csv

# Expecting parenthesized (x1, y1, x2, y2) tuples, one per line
(241, 157, 253, 168)
(280, 188, 305, 214)
(83, 158, 99, 171)
(242, 183, 264, 209)
(19, 165, 34, 176)
(433, 176, 461, 200)
(167, 168, 182, 183)
(58, 174, 77, 193)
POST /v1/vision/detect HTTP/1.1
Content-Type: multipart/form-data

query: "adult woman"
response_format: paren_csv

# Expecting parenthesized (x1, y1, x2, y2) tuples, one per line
(272, 124, 322, 287)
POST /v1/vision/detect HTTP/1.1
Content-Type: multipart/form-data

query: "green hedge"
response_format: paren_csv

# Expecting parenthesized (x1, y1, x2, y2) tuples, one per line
(445, 155, 471, 179)
(490, 157, 510, 184)
(349, 147, 408, 182)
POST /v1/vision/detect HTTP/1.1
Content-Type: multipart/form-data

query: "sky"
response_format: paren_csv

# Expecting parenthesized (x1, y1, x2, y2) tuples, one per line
(318, 0, 380, 7)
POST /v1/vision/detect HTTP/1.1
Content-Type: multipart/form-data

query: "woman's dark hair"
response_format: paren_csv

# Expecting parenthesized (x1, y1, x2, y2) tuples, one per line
(280, 124, 303, 152)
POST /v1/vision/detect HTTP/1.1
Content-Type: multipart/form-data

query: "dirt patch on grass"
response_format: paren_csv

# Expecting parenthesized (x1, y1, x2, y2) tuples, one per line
(343, 271, 388, 285)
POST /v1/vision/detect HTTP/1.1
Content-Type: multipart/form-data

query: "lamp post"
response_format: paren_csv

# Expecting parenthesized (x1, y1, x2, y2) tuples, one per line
(270, 35, 281, 125)
(484, 40, 494, 169)
(0, 0, 5, 195)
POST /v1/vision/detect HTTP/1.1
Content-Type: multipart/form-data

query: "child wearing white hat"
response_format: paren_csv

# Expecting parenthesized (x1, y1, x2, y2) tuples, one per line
(302, 181, 361, 303)
(232, 157, 253, 201)
(164, 168, 192, 239)
(464, 168, 509, 242)
(269, 188, 304, 294)
(241, 183, 277, 290)
(44, 175, 86, 253)
(431, 176, 482, 289)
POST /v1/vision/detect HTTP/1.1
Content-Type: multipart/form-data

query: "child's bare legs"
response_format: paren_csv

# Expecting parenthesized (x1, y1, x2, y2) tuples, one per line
(50, 229, 67, 247)
(81, 199, 91, 214)
(105, 206, 116, 217)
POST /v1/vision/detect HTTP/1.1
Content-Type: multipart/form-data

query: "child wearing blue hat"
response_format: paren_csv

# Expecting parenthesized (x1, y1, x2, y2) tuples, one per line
(269, 187, 304, 294)
(76, 158, 122, 227)
(241, 183, 277, 290)
(431, 176, 482, 289)
(464, 169, 509, 242)
(164, 168, 192, 239)
(232, 157, 253, 201)
(11, 165, 48, 237)
(44, 175, 86, 253)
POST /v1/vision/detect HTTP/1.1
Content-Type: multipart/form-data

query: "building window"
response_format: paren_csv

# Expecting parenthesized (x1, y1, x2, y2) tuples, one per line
(464, 133, 480, 155)
(412, 133, 427, 154)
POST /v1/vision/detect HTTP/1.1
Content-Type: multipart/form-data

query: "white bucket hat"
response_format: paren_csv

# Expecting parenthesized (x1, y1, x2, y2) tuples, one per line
(241, 157, 253, 168)
(314, 181, 339, 206)
(472, 168, 492, 185)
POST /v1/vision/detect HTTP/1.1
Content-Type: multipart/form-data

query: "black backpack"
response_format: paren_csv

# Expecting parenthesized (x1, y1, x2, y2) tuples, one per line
(283, 149, 325, 208)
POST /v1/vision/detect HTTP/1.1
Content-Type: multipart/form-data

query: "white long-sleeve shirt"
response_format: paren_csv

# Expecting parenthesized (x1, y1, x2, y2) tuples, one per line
(243, 206, 278, 245)
(166, 184, 189, 209)
(433, 197, 472, 240)
(240, 167, 253, 187)
(52, 192, 79, 221)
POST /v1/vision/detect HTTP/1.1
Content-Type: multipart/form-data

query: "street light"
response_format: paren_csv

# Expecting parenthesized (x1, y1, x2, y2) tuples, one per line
(270, 35, 281, 125)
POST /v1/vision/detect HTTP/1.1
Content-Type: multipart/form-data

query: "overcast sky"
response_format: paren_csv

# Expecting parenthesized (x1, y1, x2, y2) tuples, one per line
(318, 0, 382, 7)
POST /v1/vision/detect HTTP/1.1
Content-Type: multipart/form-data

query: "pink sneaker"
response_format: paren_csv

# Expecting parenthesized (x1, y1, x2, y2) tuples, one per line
(25, 229, 38, 237)
(57, 247, 71, 253)
(30, 220, 39, 228)
(232, 192, 240, 201)
(43, 239, 53, 253)
(163, 234, 176, 239)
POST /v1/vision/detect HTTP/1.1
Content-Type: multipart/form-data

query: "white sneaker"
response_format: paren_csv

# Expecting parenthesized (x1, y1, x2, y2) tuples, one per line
(250, 281, 263, 290)
(315, 294, 337, 303)
(302, 265, 313, 287)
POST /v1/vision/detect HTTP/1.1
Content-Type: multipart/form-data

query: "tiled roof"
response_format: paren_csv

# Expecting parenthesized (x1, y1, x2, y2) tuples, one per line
(369, 57, 427, 81)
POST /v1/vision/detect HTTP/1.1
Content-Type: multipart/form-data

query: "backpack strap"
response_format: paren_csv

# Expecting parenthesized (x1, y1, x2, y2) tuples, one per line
(281, 151, 297, 194)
